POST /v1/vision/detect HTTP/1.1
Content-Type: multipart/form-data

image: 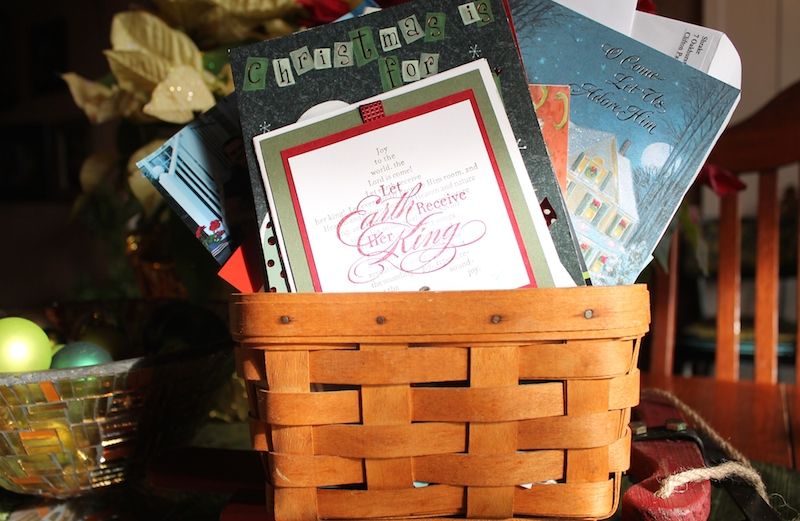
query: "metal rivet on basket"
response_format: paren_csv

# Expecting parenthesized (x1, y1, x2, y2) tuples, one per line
(630, 421, 647, 436)
(279, 315, 291, 324)
(665, 418, 687, 432)
(490, 314, 502, 324)
(583, 309, 594, 319)
(376, 316, 386, 325)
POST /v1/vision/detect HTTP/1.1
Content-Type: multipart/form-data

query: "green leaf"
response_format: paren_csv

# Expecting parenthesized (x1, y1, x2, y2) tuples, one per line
(202, 48, 230, 75)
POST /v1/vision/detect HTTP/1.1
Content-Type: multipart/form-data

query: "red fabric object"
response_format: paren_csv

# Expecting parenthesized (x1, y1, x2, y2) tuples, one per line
(359, 101, 386, 123)
(636, 0, 657, 14)
(696, 162, 747, 196)
(297, 0, 352, 26)
(622, 397, 711, 521)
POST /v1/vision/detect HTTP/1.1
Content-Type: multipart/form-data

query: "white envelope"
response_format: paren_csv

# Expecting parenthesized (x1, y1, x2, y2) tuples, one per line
(551, 3, 741, 89)
(631, 11, 741, 88)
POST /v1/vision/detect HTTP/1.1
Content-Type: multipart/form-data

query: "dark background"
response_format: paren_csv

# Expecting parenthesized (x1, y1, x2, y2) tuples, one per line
(1, 2, 135, 310)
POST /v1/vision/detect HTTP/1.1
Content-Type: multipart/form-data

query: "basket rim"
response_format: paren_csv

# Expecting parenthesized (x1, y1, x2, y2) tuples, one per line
(230, 285, 650, 342)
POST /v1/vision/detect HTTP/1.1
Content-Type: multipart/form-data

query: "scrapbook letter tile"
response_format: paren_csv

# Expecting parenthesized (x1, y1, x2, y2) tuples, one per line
(401, 60, 421, 82)
(475, 0, 494, 25)
(290, 46, 314, 75)
(379, 56, 402, 91)
(379, 27, 402, 52)
(273, 58, 296, 87)
(398, 14, 424, 45)
(333, 41, 354, 67)
(458, 3, 481, 25)
(420, 52, 440, 78)
(314, 48, 332, 69)
(424, 12, 446, 41)
(349, 27, 379, 66)
(243, 58, 268, 91)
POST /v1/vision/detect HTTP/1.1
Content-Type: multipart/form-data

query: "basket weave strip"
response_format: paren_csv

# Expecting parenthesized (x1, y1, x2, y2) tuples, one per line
(265, 432, 630, 488)
(250, 372, 637, 448)
(238, 338, 638, 383)
(232, 287, 649, 520)
(253, 370, 639, 424)
(306, 479, 622, 519)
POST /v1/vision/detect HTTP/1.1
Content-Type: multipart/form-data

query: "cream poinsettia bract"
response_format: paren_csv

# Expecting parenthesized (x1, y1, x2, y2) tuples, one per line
(61, 72, 143, 124)
(65, 9, 236, 125)
(64, 2, 313, 124)
(106, 11, 218, 123)
(151, 0, 301, 47)
(143, 65, 217, 123)
(111, 11, 204, 70)
(128, 140, 168, 217)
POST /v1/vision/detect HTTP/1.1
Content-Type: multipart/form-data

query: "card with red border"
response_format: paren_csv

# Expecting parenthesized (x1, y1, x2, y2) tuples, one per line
(230, 0, 588, 291)
(253, 60, 572, 292)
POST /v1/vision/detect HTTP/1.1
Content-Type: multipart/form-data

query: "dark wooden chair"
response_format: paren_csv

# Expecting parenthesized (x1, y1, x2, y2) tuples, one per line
(624, 80, 800, 521)
(649, 79, 800, 384)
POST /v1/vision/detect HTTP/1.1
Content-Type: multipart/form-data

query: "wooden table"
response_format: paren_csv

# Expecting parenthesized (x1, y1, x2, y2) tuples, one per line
(642, 374, 798, 469)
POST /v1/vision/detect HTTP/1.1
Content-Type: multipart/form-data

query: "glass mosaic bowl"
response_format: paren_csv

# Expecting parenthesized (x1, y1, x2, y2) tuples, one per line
(0, 301, 233, 499)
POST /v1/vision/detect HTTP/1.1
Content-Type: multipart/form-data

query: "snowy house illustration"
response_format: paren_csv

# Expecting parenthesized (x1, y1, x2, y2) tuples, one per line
(565, 124, 639, 275)
(140, 121, 231, 259)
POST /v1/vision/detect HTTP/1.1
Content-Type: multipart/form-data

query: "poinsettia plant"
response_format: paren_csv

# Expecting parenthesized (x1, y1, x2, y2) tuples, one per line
(63, 0, 358, 299)
(63, 1, 360, 126)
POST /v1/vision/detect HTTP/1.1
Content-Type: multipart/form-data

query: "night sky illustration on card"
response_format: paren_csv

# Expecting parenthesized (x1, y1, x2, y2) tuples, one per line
(229, 0, 587, 292)
(253, 60, 571, 292)
(508, 0, 740, 285)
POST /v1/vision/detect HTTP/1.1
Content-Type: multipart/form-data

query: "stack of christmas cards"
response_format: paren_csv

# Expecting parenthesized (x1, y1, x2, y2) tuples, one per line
(253, 59, 570, 292)
(133, 0, 742, 293)
(229, 0, 588, 291)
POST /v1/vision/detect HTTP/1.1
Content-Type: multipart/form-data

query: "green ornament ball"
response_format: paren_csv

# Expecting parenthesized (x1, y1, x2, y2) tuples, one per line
(51, 341, 113, 369)
(0, 317, 53, 373)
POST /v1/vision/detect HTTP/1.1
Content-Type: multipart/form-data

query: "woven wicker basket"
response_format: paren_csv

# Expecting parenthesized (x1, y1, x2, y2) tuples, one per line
(232, 285, 650, 520)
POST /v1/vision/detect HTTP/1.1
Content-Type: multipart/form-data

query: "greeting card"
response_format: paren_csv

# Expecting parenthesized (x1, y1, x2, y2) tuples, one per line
(254, 60, 570, 291)
(530, 84, 570, 193)
(229, 0, 587, 291)
(507, 0, 740, 285)
(136, 94, 247, 266)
